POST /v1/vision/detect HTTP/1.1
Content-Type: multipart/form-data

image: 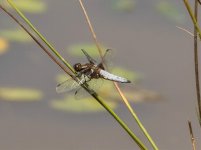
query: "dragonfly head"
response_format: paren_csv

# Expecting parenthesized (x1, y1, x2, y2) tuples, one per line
(73, 63, 82, 72)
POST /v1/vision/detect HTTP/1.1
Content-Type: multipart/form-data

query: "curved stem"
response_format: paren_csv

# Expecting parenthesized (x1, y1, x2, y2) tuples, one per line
(193, 0, 201, 126)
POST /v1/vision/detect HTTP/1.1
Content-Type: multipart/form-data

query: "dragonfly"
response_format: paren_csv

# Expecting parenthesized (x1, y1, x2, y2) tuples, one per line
(56, 49, 130, 97)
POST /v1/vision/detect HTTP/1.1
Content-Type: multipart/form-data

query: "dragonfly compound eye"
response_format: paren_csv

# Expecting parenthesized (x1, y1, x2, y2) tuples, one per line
(73, 63, 82, 71)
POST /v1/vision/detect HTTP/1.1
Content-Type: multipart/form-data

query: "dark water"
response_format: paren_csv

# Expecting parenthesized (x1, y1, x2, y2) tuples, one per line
(0, 0, 201, 150)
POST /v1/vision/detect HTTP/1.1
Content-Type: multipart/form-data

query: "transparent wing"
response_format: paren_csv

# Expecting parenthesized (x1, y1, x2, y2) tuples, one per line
(103, 49, 113, 60)
(81, 49, 97, 64)
(74, 87, 91, 99)
(74, 78, 104, 99)
(89, 78, 104, 91)
(98, 49, 113, 71)
(56, 77, 81, 93)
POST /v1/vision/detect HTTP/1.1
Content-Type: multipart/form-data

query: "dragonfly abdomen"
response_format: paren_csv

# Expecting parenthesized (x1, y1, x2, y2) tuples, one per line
(99, 70, 130, 83)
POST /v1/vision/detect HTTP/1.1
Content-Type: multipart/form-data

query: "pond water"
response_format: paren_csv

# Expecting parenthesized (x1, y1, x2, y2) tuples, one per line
(0, 0, 201, 150)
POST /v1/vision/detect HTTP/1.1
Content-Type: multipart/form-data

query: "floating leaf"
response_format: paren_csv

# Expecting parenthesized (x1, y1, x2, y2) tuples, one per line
(156, 1, 185, 23)
(111, 0, 136, 12)
(96, 81, 160, 103)
(68, 43, 107, 57)
(0, 28, 32, 42)
(110, 89, 160, 103)
(0, 87, 43, 101)
(50, 95, 118, 113)
(55, 65, 152, 105)
(3, 0, 47, 14)
(127, 89, 160, 102)
(0, 37, 9, 55)
(55, 73, 159, 104)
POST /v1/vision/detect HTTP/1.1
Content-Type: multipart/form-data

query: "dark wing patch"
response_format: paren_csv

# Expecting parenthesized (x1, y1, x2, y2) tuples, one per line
(81, 49, 97, 64)
(98, 49, 113, 70)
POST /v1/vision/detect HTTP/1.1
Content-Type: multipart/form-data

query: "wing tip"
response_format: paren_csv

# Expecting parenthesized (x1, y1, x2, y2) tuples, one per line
(56, 83, 65, 93)
(122, 79, 131, 83)
(56, 86, 61, 93)
(126, 80, 131, 83)
(81, 49, 85, 53)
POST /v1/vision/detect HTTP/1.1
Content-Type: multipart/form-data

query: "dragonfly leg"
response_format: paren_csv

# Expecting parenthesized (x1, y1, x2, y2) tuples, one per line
(76, 72, 82, 78)
(79, 77, 86, 85)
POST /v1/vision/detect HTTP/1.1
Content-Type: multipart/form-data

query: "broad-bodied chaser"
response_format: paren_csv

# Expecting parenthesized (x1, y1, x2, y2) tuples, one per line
(56, 49, 130, 96)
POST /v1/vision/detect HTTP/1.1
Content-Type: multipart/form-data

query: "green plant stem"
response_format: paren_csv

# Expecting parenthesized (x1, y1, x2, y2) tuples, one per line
(115, 84, 159, 150)
(1, 3, 147, 150)
(183, 0, 201, 39)
(89, 92, 148, 150)
(7, 0, 75, 73)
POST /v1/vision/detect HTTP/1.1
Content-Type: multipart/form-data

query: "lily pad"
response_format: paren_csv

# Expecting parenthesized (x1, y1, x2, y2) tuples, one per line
(96, 81, 160, 103)
(156, 1, 185, 23)
(68, 43, 107, 57)
(111, 0, 136, 12)
(109, 89, 160, 103)
(0, 28, 32, 42)
(3, 0, 47, 14)
(50, 95, 118, 113)
(55, 73, 159, 104)
(0, 37, 9, 55)
(0, 87, 43, 101)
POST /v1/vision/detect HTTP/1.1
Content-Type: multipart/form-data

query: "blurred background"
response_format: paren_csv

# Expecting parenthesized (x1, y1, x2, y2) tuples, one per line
(0, 0, 200, 149)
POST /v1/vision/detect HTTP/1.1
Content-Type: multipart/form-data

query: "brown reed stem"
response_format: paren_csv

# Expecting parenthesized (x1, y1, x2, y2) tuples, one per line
(197, 0, 201, 5)
(193, 0, 201, 126)
(78, 0, 103, 58)
(188, 121, 196, 150)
